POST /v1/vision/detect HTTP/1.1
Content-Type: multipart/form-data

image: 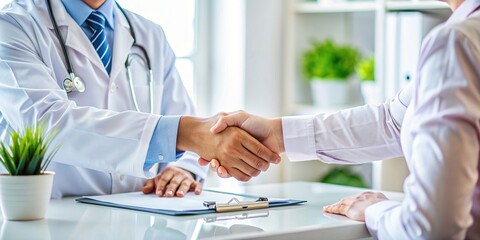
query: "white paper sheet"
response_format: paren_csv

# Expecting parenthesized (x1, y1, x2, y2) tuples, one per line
(84, 190, 257, 212)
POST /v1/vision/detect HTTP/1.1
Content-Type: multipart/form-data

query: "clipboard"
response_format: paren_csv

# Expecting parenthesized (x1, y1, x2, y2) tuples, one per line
(76, 189, 306, 216)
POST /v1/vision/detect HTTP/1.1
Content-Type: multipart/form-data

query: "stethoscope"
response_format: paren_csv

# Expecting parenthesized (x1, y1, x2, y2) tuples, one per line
(46, 0, 154, 113)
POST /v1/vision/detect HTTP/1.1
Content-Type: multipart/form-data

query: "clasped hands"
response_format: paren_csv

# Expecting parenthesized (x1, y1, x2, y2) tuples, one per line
(142, 111, 388, 222)
(142, 112, 282, 198)
(196, 111, 389, 222)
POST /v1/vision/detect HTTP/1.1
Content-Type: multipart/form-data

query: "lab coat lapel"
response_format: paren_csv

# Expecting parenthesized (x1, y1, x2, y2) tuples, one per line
(65, 25, 108, 77)
(42, 0, 108, 77)
(110, 7, 134, 81)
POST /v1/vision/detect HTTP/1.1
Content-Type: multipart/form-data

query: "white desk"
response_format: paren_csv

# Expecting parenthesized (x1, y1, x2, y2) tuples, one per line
(0, 182, 403, 240)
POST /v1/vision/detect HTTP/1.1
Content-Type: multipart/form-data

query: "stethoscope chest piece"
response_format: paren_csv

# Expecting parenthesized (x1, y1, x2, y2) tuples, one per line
(63, 74, 85, 93)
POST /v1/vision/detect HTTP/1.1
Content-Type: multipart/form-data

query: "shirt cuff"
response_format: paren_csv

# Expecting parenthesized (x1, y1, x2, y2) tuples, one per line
(282, 115, 317, 161)
(365, 200, 401, 236)
(144, 115, 183, 173)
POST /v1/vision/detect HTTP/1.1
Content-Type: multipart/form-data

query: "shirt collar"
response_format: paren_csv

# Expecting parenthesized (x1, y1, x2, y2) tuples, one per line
(447, 0, 480, 24)
(61, 0, 115, 30)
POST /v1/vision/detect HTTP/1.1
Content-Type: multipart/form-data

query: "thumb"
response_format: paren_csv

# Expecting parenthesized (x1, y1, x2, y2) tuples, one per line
(210, 112, 249, 134)
(142, 179, 155, 194)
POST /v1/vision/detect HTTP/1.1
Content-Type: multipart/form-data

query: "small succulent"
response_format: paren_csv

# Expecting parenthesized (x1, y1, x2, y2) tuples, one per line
(0, 124, 59, 175)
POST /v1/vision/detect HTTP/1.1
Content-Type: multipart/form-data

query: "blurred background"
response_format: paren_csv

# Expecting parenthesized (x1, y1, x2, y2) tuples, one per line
(0, 0, 453, 192)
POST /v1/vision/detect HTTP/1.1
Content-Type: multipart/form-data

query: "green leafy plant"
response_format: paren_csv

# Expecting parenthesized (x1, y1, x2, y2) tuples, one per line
(302, 39, 361, 81)
(0, 125, 59, 175)
(357, 56, 375, 82)
(320, 166, 367, 188)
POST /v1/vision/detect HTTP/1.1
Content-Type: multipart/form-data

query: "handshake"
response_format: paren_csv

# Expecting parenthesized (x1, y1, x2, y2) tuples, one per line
(177, 111, 284, 181)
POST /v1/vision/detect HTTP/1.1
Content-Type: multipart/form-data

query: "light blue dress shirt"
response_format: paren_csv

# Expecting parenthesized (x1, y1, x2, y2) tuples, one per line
(61, 0, 183, 174)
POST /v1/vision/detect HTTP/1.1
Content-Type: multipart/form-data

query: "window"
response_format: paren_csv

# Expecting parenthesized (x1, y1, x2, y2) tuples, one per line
(116, 0, 198, 101)
(0, 0, 199, 105)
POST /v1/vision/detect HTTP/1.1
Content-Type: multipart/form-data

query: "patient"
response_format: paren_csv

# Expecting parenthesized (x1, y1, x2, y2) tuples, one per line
(199, 0, 480, 233)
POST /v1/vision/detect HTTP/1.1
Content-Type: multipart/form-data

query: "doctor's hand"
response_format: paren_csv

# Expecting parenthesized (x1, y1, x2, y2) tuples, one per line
(197, 111, 285, 178)
(323, 191, 388, 221)
(142, 166, 202, 197)
(177, 115, 281, 182)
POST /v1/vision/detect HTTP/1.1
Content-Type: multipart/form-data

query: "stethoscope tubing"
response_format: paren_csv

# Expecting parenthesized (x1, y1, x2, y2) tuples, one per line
(46, 0, 154, 113)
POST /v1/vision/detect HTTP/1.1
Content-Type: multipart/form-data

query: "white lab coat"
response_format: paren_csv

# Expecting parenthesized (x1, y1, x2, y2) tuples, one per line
(0, 0, 206, 198)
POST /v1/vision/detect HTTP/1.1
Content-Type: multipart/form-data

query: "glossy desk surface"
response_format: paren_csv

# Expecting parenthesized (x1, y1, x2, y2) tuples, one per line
(0, 182, 404, 240)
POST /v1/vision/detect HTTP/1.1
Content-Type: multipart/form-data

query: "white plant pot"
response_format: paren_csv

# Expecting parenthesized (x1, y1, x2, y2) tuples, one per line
(0, 171, 54, 221)
(310, 79, 350, 107)
(361, 81, 381, 104)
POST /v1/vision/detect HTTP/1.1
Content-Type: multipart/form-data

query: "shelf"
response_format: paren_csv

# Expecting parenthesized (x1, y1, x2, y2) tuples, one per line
(296, 1, 450, 13)
(386, 1, 451, 11)
(296, 2, 377, 13)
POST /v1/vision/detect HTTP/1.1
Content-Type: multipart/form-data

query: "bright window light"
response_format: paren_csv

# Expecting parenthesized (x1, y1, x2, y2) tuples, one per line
(116, 0, 196, 58)
(0, 0, 198, 101)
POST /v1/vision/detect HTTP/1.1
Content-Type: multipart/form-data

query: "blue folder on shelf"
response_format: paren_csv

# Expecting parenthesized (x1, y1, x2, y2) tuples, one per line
(76, 189, 306, 216)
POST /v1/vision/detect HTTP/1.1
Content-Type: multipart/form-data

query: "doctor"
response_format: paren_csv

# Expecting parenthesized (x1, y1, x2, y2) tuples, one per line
(0, 0, 279, 199)
(202, 0, 480, 238)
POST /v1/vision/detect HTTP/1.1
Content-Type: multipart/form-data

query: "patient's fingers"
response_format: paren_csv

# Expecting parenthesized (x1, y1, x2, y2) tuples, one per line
(210, 111, 249, 134)
(198, 157, 210, 166)
(217, 166, 232, 178)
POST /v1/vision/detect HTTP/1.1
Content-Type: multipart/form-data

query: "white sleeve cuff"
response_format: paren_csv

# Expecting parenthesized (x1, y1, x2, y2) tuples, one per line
(282, 115, 318, 161)
(365, 200, 401, 237)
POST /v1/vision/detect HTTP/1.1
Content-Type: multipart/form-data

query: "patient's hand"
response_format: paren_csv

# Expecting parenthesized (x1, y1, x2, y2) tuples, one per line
(142, 166, 202, 197)
(198, 111, 285, 178)
(211, 111, 285, 153)
(323, 192, 388, 221)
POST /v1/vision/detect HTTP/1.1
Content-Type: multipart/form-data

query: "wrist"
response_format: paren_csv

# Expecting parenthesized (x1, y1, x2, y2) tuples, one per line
(272, 118, 285, 153)
(177, 116, 206, 152)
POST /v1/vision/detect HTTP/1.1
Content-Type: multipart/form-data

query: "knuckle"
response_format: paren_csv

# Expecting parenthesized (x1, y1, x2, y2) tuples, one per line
(254, 159, 267, 170)
(255, 147, 265, 157)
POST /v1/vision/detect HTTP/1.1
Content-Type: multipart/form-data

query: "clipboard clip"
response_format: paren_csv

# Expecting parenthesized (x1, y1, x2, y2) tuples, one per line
(203, 197, 269, 213)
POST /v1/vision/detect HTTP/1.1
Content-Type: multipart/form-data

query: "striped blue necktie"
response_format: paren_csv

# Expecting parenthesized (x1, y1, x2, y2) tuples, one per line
(86, 11, 112, 74)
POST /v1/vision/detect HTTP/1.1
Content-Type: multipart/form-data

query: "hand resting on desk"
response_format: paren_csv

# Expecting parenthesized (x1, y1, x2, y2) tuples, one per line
(142, 166, 201, 197)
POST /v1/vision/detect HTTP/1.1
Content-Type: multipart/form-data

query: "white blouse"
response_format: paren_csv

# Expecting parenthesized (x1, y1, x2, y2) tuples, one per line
(282, 0, 480, 238)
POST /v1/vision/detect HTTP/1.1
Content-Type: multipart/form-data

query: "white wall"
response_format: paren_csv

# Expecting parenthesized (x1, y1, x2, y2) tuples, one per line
(244, 0, 284, 118)
(208, 0, 246, 114)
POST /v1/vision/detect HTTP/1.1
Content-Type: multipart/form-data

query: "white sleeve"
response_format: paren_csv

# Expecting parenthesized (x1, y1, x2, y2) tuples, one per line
(365, 28, 480, 239)
(282, 82, 412, 163)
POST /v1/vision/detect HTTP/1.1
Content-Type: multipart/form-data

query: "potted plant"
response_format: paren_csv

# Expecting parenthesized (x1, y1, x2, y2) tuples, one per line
(357, 56, 381, 104)
(302, 39, 361, 107)
(0, 124, 59, 221)
(320, 166, 367, 188)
